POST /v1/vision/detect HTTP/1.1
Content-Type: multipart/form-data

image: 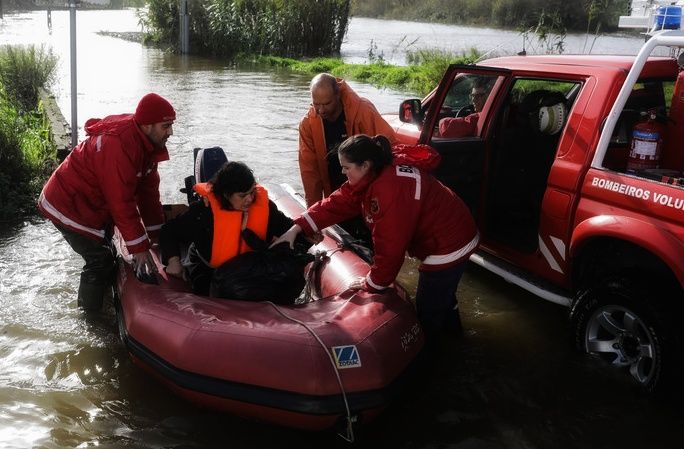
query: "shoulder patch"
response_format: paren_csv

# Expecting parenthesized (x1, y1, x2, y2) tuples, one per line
(395, 164, 422, 200)
(369, 197, 379, 215)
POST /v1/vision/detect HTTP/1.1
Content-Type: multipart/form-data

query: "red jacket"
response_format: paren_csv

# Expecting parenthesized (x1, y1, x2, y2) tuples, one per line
(439, 112, 480, 137)
(38, 114, 168, 254)
(295, 145, 479, 291)
(298, 78, 396, 206)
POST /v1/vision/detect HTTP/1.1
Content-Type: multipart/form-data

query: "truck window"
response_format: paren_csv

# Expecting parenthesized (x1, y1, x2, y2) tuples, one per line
(603, 78, 683, 183)
(434, 74, 500, 139)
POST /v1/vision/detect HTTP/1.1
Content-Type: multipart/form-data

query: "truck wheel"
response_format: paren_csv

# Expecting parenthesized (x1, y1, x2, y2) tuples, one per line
(570, 278, 676, 393)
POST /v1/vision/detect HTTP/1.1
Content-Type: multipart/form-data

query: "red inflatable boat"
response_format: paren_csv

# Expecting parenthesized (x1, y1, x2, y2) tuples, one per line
(114, 184, 425, 433)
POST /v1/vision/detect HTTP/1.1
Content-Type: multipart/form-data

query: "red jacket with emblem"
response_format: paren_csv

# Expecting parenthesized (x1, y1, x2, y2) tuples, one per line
(38, 113, 168, 254)
(295, 145, 479, 291)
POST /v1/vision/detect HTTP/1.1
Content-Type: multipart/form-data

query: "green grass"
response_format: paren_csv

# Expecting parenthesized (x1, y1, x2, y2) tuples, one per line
(0, 45, 57, 112)
(247, 47, 482, 97)
(0, 45, 58, 220)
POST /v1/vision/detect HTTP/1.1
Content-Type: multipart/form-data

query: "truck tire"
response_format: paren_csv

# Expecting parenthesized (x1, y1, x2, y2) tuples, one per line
(569, 278, 677, 394)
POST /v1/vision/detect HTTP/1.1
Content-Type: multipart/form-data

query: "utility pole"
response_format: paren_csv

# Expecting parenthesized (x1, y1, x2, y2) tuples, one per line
(69, 0, 78, 148)
(180, 0, 189, 53)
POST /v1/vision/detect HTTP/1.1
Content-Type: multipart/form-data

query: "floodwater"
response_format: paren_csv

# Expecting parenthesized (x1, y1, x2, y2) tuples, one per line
(0, 9, 682, 449)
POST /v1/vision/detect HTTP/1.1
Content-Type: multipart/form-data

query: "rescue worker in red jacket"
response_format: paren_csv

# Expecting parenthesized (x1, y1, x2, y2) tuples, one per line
(299, 73, 396, 207)
(38, 93, 175, 311)
(159, 161, 299, 296)
(273, 134, 480, 340)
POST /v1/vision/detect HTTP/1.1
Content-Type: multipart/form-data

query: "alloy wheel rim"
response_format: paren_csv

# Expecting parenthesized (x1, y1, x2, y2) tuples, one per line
(585, 305, 656, 385)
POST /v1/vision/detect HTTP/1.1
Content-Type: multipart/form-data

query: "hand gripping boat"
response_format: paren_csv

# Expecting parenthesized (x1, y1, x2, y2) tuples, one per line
(113, 150, 425, 436)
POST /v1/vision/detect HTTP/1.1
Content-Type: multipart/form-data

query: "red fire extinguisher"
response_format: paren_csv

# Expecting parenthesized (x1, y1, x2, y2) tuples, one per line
(627, 109, 665, 172)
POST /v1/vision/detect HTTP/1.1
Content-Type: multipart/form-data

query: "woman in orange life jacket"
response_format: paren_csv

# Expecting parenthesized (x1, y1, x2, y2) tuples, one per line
(159, 161, 299, 295)
(271, 134, 479, 341)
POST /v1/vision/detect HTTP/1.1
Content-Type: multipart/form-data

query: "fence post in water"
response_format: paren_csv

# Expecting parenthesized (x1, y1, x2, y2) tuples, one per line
(179, 0, 189, 53)
(69, 0, 78, 148)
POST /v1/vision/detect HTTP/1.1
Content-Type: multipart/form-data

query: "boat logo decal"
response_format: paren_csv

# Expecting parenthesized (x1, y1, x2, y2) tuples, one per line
(332, 345, 362, 369)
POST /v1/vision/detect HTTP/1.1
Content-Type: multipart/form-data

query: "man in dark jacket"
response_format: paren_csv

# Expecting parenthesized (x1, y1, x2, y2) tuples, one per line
(38, 93, 176, 310)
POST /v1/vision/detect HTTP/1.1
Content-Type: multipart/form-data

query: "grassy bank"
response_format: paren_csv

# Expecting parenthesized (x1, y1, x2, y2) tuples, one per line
(249, 48, 482, 97)
(0, 45, 58, 221)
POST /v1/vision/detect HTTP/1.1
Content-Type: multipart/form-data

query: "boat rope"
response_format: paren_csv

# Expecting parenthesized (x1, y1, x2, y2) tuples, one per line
(300, 250, 330, 303)
(265, 300, 356, 443)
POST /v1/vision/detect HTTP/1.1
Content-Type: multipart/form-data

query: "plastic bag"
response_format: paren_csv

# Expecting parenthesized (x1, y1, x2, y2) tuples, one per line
(209, 229, 314, 304)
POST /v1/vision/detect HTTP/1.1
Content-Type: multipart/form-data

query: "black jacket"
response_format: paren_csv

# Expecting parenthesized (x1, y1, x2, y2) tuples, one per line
(159, 199, 294, 265)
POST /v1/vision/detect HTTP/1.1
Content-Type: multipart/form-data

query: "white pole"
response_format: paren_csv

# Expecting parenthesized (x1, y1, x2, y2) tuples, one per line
(69, 1, 78, 149)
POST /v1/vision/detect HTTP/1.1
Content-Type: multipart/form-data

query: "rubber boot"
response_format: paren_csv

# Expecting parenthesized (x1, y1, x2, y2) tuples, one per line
(77, 281, 106, 311)
(446, 304, 464, 337)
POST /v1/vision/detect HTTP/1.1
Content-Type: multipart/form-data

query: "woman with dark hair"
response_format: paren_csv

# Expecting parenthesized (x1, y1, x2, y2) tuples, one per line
(272, 134, 479, 340)
(160, 161, 298, 296)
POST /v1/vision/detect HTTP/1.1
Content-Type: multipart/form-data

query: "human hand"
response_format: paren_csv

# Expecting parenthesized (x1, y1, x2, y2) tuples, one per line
(131, 250, 158, 281)
(165, 256, 185, 279)
(348, 277, 366, 291)
(307, 232, 324, 245)
(269, 224, 302, 250)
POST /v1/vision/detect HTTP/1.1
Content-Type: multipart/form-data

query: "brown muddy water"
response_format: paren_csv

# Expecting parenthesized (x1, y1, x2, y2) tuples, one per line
(0, 9, 681, 449)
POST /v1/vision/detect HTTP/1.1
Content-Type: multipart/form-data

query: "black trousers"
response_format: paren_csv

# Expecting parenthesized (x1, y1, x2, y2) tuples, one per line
(415, 262, 467, 341)
(55, 224, 116, 310)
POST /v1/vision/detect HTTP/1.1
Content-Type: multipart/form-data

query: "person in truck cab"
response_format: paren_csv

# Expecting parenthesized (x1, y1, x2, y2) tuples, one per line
(274, 134, 479, 341)
(439, 77, 494, 138)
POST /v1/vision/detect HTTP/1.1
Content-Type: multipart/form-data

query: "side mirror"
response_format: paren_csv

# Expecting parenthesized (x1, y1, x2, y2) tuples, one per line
(399, 99, 424, 125)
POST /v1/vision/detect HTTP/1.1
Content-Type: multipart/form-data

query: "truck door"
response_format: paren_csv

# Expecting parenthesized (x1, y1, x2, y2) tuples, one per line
(420, 66, 511, 218)
(422, 68, 581, 256)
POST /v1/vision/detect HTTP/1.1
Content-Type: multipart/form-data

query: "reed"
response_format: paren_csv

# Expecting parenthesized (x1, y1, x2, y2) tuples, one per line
(0, 45, 57, 112)
(142, 0, 351, 58)
(0, 45, 58, 220)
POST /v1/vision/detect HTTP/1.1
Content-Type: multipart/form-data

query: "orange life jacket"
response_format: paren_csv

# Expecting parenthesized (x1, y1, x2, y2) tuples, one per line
(193, 183, 269, 268)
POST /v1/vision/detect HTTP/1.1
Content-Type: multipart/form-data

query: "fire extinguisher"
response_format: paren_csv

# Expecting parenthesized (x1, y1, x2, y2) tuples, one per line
(627, 109, 666, 172)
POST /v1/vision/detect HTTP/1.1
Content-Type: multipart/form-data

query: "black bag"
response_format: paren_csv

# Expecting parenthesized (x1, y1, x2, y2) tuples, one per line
(209, 229, 314, 304)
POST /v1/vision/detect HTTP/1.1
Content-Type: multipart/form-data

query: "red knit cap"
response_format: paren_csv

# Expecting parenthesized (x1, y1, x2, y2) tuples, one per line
(134, 93, 176, 125)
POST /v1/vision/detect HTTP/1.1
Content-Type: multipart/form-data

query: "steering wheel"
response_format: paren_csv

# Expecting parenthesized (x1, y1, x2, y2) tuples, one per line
(456, 104, 475, 117)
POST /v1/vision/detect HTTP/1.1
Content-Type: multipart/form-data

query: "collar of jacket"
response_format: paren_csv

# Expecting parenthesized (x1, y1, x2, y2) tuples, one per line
(84, 113, 169, 163)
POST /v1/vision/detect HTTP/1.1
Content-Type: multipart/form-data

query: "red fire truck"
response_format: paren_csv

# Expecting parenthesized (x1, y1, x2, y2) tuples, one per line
(388, 30, 684, 394)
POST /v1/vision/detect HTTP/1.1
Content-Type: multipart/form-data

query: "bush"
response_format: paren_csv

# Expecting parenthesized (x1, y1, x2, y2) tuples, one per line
(0, 45, 57, 113)
(0, 45, 58, 220)
(142, 0, 351, 58)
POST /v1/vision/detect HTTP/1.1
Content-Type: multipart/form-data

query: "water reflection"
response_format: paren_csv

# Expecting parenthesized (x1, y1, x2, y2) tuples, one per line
(343, 17, 648, 64)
